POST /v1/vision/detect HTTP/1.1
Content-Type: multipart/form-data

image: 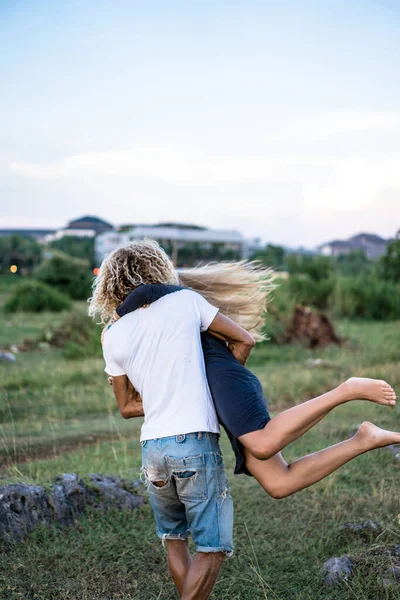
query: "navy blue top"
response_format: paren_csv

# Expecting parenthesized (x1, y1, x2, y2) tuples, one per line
(117, 284, 271, 475)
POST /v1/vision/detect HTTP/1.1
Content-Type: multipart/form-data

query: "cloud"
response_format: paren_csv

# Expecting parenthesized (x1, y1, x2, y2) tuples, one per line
(8, 111, 400, 218)
(265, 112, 400, 143)
(9, 147, 400, 213)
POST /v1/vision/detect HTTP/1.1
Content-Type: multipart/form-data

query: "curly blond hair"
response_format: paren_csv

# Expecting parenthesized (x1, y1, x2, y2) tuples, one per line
(88, 239, 179, 323)
(88, 239, 275, 340)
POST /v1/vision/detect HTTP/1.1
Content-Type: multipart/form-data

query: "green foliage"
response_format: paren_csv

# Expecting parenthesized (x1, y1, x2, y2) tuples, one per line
(264, 279, 296, 343)
(161, 241, 241, 266)
(287, 253, 335, 281)
(4, 280, 71, 313)
(288, 273, 336, 309)
(0, 234, 42, 274)
(335, 250, 372, 277)
(332, 276, 400, 320)
(56, 310, 102, 360)
(250, 244, 285, 269)
(49, 236, 95, 268)
(35, 251, 93, 299)
(380, 232, 400, 282)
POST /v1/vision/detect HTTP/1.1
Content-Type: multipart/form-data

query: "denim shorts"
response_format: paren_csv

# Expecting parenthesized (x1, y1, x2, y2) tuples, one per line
(141, 432, 234, 555)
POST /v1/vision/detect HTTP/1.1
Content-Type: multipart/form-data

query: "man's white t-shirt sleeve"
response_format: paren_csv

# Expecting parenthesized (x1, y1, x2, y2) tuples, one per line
(194, 292, 219, 331)
(103, 344, 126, 376)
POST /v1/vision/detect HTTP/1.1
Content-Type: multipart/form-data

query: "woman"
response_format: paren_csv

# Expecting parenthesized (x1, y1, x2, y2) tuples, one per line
(90, 240, 398, 499)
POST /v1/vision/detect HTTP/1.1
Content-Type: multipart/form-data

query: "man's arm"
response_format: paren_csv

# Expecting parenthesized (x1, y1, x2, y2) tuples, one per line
(207, 313, 256, 365)
(110, 375, 145, 419)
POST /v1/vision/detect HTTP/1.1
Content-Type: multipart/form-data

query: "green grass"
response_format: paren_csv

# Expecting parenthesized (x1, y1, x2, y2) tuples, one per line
(1, 296, 400, 599)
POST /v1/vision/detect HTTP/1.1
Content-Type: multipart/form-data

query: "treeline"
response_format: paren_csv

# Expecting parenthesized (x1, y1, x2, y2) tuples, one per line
(1, 233, 399, 321)
(252, 237, 400, 321)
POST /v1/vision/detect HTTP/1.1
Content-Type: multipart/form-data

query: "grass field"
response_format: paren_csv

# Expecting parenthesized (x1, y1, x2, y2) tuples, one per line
(1, 292, 400, 599)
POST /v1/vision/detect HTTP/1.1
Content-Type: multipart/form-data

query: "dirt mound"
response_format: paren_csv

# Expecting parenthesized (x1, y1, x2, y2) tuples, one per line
(283, 305, 343, 348)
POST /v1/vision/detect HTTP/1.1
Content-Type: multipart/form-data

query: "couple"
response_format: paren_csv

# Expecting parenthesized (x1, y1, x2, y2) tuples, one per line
(89, 240, 398, 600)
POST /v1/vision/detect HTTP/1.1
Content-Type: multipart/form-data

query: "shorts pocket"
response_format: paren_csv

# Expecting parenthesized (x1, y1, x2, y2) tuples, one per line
(167, 454, 207, 502)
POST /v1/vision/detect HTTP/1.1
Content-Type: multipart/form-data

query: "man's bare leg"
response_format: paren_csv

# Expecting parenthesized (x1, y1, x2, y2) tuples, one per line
(240, 378, 396, 460)
(181, 552, 226, 600)
(166, 540, 192, 597)
(245, 421, 400, 499)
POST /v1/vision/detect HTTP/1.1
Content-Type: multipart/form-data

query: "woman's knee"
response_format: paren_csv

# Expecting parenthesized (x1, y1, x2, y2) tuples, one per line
(246, 440, 279, 461)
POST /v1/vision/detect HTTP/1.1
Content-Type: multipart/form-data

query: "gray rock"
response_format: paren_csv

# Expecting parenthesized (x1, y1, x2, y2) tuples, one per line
(339, 519, 382, 540)
(382, 565, 400, 589)
(320, 556, 354, 586)
(0, 473, 144, 541)
(89, 474, 144, 511)
(387, 444, 400, 462)
(0, 351, 16, 363)
(0, 483, 52, 541)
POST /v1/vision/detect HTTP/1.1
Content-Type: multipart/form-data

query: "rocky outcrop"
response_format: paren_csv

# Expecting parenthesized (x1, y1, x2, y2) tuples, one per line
(0, 473, 144, 541)
(320, 520, 400, 590)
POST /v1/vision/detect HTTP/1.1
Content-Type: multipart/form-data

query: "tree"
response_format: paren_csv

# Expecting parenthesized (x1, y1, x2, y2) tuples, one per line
(35, 251, 93, 300)
(250, 244, 285, 269)
(286, 254, 334, 281)
(0, 235, 42, 274)
(49, 236, 95, 268)
(380, 231, 400, 282)
(335, 250, 371, 277)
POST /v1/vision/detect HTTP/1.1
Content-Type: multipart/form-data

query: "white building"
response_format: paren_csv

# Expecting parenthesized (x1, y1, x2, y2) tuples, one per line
(95, 224, 257, 264)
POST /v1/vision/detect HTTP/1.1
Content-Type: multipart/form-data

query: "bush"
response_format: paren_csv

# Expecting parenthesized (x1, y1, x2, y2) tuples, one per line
(263, 278, 296, 343)
(4, 280, 72, 313)
(35, 252, 93, 300)
(287, 274, 335, 310)
(40, 310, 102, 359)
(331, 276, 400, 320)
(0, 234, 42, 275)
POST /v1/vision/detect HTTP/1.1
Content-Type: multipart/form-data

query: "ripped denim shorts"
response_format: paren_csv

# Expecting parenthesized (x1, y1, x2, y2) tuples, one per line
(141, 432, 234, 556)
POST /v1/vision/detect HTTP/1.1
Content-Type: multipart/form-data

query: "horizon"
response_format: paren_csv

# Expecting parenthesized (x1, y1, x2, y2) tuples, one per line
(1, 1, 400, 246)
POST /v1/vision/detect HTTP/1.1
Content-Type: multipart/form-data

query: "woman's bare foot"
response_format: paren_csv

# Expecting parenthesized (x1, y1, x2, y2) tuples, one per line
(355, 421, 400, 450)
(341, 377, 396, 406)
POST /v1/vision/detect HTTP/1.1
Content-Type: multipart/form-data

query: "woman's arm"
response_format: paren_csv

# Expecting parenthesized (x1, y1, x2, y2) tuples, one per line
(110, 375, 144, 419)
(207, 313, 256, 365)
(117, 284, 184, 317)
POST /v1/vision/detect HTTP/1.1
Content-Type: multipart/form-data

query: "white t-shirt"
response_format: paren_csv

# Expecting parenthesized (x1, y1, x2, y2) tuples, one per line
(103, 289, 220, 441)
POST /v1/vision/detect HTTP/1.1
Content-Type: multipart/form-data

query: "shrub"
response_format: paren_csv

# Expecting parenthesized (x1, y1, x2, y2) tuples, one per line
(4, 280, 72, 313)
(331, 276, 400, 320)
(380, 233, 400, 283)
(41, 310, 102, 359)
(287, 274, 335, 310)
(0, 234, 42, 274)
(35, 252, 93, 300)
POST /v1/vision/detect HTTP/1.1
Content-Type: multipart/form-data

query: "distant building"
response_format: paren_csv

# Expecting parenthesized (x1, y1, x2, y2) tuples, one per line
(318, 233, 389, 259)
(95, 223, 257, 265)
(0, 229, 55, 241)
(0, 216, 114, 244)
(46, 216, 114, 242)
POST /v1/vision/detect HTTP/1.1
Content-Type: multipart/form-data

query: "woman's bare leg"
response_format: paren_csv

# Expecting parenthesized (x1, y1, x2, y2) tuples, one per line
(245, 422, 400, 499)
(239, 378, 396, 460)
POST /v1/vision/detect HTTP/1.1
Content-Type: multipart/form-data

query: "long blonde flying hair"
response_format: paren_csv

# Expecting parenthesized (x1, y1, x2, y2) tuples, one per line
(88, 239, 275, 341)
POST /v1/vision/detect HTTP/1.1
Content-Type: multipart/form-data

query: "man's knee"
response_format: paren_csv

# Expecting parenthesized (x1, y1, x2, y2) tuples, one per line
(198, 551, 226, 568)
(153, 479, 168, 487)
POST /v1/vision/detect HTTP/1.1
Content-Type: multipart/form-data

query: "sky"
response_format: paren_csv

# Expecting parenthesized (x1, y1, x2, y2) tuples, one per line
(1, 0, 400, 248)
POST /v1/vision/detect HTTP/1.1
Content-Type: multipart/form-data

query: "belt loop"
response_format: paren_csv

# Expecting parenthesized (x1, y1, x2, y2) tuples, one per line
(198, 432, 203, 440)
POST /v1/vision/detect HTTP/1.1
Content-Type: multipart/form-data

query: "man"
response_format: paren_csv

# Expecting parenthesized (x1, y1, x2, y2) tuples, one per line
(103, 287, 243, 599)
